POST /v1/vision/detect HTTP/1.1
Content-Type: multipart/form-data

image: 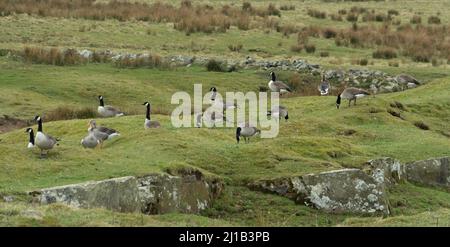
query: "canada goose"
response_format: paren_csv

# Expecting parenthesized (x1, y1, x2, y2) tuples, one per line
(34, 116, 59, 157)
(209, 87, 237, 110)
(336, 87, 370, 109)
(25, 128, 35, 149)
(97, 95, 124, 117)
(143, 102, 161, 129)
(268, 72, 292, 94)
(196, 111, 228, 128)
(318, 74, 330, 96)
(80, 129, 100, 149)
(88, 120, 120, 148)
(236, 126, 261, 144)
(395, 74, 421, 90)
(267, 105, 289, 121)
(210, 87, 217, 101)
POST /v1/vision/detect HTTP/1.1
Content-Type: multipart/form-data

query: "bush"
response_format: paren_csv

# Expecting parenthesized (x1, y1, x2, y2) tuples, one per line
(228, 44, 243, 52)
(359, 58, 368, 65)
(428, 16, 441, 24)
(114, 55, 163, 68)
(414, 121, 430, 130)
(320, 51, 329, 57)
(338, 9, 347, 15)
(280, 5, 295, 11)
(410, 15, 422, 24)
(388, 9, 399, 16)
(22, 47, 85, 66)
(305, 44, 316, 53)
(46, 106, 96, 122)
(330, 13, 343, 21)
(323, 28, 337, 38)
(290, 44, 303, 53)
(372, 48, 397, 59)
(388, 61, 399, 67)
(206, 59, 224, 72)
(307, 9, 326, 19)
(346, 13, 358, 22)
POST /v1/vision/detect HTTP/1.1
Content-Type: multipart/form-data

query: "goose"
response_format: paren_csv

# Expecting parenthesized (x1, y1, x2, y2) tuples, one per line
(143, 102, 161, 129)
(25, 128, 35, 149)
(88, 120, 120, 148)
(80, 129, 100, 149)
(97, 95, 124, 117)
(267, 105, 289, 121)
(268, 72, 292, 94)
(210, 87, 217, 101)
(236, 126, 261, 144)
(336, 87, 370, 109)
(196, 111, 228, 128)
(34, 116, 59, 157)
(395, 74, 421, 90)
(209, 87, 237, 110)
(318, 74, 330, 96)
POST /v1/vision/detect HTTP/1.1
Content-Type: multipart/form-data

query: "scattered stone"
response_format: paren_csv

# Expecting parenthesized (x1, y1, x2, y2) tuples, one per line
(405, 157, 450, 190)
(2, 195, 14, 202)
(364, 157, 406, 188)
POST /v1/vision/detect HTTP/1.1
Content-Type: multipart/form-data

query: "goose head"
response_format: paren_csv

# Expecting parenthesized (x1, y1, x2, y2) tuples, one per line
(98, 95, 104, 106)
(142, 101, 150, 107)
(34, 116, 41, 122)
(269, 71, 276, 81)
(210, 87, 217, 101)
(88, 119, 97, 129)
(25, 127, 33, 134)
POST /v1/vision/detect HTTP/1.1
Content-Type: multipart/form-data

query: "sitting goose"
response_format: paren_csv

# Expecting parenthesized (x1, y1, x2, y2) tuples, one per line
(25, 128, 35, 149)
(88, 120, 120, 148)
(236, 126, 261, 144)
(209, 87, 237, 110)
(97, 95, 124, 118)
(395, 74, 421, 90)
(268, 72, 292, 95)
(81, 129, 100, 149)
(267, 105, 289, 121)
(318, 74, 330, 96)
(336, 87, 370, 109)
(143, 102, 161, 129)
(34, 116, 59, 157)
(196, 111, 228, 128)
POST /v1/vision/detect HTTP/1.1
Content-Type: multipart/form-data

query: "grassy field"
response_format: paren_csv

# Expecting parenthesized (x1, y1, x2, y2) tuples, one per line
(1, 0, 450, 226)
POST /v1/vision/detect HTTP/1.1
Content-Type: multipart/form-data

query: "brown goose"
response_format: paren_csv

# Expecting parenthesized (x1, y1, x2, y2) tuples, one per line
(336, 87, 370, 109)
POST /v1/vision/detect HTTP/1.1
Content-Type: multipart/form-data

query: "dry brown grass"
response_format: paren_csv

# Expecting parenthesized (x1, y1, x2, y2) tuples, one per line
(113, 54, 164, 69)
(22, 47, 86, 66)
(307, 9, 327, 19)
(45, 106, 96, 122)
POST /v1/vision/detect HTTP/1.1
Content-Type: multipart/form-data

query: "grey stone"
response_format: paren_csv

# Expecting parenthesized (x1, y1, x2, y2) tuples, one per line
(405, 157, 450, 190)
(30, 171, 223, 215)
(364, 157, 406, 188)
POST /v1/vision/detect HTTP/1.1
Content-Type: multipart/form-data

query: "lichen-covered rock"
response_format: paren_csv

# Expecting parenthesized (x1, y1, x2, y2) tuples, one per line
(30, 171, 223, 215)
(249, 169, 389, 215)
(364, 157, 406, 188)
(405, 157, 450, 190)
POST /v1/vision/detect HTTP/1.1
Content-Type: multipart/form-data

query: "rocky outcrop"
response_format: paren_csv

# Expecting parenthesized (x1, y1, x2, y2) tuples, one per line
(30, 170, 223, 215)
(249, 169, 390, 215)
(363, 157, 406, 188)
(405, 157, 450, 190)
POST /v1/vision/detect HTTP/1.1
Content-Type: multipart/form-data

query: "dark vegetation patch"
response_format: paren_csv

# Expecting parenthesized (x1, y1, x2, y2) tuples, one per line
(372, 47, 397, 59)
(45, 106, 96, 122)
(0, 115, 31, 133)
(390, 101, 407, 111)
(338, 129, 357, 136)
(206, 59, 225, 72)
(413, 121, 430, 130)
(228, 44, 243, 52)
(387, 108, 405, 120)
(369, 107, 383, 113)
(307, 9, 327, 19)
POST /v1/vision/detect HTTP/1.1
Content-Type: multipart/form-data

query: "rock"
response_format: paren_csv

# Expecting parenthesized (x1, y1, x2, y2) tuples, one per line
(30, 170, 223, 215)
(407, 82, 417, 89)
(405, 157, 450, 190)
(79, 49, 92, 59)
(249, 169, 389, 215)
(364, 157, 406, 188)
(2, 195, 14, 202)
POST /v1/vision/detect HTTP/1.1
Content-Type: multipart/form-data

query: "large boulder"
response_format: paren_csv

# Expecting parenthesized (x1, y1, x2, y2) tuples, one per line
(249, 169, 389, 215)
(405, 157, 450, 190)
(30, 170, 223, 215)
(363, 157, 406, 188)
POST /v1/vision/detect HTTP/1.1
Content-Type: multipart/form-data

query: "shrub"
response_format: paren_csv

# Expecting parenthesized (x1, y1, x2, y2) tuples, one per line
(323, 28, 337, 38)
(307, 9, 326, 19)
(330, 13, 343, 21)
(280, 5, 295, 11)
(290, 44, 303, 53)
(305, 44, 316, 53)
(46, 106, 96, 122)
(206, 59, 224, 72)
(388, 9, 399, 16)
(228, 44, 243, 52)
(346, 13, 358, 22)
(428, 16, 441, 24)
(338, 9, 347, 15)
(320, 51, 329, 57)
(359, 58, 368, 65)
(372, 48, 397, 59)
(388, 61, 399, 67)
(114, 55, 163, 68)
(22, 47, 85, 66)
(410, 15, 422, 24)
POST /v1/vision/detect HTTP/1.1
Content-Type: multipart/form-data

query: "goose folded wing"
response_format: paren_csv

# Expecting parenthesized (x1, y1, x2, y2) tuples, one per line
(274, 81, 292, 92)
(104, 105, 124, 115)
(97, 126, 118, 135)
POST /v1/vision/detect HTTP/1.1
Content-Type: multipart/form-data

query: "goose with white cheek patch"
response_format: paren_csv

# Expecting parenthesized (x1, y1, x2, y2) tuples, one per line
(267, 105, 289, 121)
(336, 87, 370, 109)
(196, 111, 227, 128)
(268, 71, 292, 95)
(97, 95, 124, 117)
(88, 120, 120, 148)
(25, 128, 35, 149)
(236, 126, 261, 144)
(34, 116, 59, 158)
(209, 87, 237, 111)
(143, 102, 161, 129)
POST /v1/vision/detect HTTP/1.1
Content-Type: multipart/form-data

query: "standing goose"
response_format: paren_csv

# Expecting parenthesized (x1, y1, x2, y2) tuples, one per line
(209, 87, 237, 110)
(236, 126, 261, 144)
(81, 128, 100, 149)
(210, 87, 217, 101)
(88, 120, 120, 148)
(268, 72, 292, 95)
(97, 95, 124, 118)
(25, 128, 35, 149)
(267, 105, 289, 121)
(318, 74, 330, 96)
(336, 87, 370, 109)
(34, 116, 59, 157)
(143, 102, 161, 129)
